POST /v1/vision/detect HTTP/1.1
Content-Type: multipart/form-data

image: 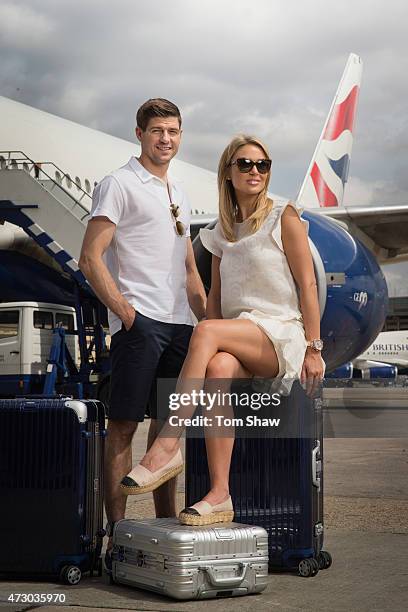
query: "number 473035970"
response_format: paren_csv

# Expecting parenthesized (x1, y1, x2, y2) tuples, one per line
(8, 593, 66, 603)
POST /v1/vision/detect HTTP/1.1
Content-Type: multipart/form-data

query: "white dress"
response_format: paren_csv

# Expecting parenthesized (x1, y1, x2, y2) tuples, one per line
(200, 200, 310, 391)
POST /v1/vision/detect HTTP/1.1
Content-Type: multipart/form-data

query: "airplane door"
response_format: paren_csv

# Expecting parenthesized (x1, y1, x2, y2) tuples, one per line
(0, 309, 21, 375)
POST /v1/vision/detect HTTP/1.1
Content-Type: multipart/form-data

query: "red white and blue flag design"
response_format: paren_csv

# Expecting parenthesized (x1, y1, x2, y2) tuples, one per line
(297, 54, 363, 208)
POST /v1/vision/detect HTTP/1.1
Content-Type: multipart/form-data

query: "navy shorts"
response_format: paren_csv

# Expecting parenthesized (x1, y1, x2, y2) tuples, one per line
(108, 312, 193, 422)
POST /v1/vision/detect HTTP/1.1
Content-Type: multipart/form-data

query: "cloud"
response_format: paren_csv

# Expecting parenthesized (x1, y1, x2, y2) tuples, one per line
(345, 176, 408, 207)
(0, 0, 408, 202)
(0, 2, 55, 48)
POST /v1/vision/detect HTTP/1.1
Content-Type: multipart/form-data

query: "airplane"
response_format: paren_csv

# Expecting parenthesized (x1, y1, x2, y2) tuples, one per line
(1, 52, 408, 380)
(352, 329, 408, 378)
(325, 327, 408, 381)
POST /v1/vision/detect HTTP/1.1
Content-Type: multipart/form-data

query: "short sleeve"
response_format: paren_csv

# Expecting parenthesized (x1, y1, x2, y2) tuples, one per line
(199, 223, 222, 257)
(91, 175, 124, 225)
(270, 201, 309, 252)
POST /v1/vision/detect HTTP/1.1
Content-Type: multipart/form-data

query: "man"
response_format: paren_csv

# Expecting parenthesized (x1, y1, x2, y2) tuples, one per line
(78, 98, 206, 570)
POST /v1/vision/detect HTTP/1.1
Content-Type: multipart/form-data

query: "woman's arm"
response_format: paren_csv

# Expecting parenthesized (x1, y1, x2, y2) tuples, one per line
(281, 205, 324, 391)
(206, 255, 223, 319)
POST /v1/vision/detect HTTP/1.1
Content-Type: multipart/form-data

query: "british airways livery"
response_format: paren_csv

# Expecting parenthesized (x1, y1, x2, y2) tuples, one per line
(352, 330, 408, 379)
(297, 53, 360, 209)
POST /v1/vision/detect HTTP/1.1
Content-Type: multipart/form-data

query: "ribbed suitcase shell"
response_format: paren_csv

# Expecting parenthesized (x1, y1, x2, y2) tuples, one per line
(112, 518, 268, 600)
(186, 388, 324, 571)
(0, 398, 105, 579)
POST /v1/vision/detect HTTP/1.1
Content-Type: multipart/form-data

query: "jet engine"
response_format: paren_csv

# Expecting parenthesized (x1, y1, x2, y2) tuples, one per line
(354, 362, 398, 380)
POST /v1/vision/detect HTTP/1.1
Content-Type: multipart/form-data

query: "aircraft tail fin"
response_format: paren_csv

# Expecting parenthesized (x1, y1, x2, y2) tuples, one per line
(296, 53, 363, 208)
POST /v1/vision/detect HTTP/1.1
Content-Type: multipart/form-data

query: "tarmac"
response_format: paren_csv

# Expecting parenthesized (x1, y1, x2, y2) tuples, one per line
(1, 420, 407, 612)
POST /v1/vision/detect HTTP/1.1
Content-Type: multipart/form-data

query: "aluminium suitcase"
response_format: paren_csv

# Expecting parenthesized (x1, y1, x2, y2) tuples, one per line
(0, 397, 106, 584)
(186, 381, 332, 577)
(111, 518, 268, 600)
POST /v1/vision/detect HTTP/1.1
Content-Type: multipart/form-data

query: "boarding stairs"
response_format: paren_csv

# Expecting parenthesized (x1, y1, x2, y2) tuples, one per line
(0, 150, 91, 285)
(0, 152, 110, 395)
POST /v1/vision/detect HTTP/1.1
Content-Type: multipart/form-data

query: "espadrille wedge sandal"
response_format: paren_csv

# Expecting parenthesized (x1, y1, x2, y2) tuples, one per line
(120, 449, 183, 495)
(179, 495, 234, 525)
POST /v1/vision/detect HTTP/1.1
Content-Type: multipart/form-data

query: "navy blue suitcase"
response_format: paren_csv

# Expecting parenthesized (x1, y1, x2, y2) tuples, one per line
(0, 397, 106, 584)
(185, 382, 332, 577)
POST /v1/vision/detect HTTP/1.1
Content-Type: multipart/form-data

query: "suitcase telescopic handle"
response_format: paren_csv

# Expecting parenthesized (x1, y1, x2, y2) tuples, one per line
(312, 440, 322, 491)
(200, 562, 248, 587)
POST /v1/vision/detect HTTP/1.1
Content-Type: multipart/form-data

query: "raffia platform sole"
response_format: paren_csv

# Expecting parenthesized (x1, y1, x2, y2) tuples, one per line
(120, 463, 184, 496)
(179, 510, 235, 526)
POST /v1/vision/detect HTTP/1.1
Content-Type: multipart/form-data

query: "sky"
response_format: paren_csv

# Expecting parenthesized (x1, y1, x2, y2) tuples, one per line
(0, 0, 407, 293)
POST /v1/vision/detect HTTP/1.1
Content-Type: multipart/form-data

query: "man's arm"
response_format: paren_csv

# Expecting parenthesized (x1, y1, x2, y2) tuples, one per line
(78, 216, 135, 330)
(185, 239, 207, 321)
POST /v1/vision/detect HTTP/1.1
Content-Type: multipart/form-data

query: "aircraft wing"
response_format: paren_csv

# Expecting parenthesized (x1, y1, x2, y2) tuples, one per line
(388, 359, 408, 367)
(354, 357, 408, 369)
(317, 204, 408, 262)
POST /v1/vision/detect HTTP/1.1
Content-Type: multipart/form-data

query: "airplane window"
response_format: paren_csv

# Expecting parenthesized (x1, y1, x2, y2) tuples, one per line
(75, 176, 82, 190)
(55, 170, 62, 184)
(65, 174, 72, 188)
(84, 178, 91, 193)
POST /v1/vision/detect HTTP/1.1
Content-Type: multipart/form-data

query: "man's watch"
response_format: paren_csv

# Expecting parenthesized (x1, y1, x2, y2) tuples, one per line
(306, 339, 324, 352)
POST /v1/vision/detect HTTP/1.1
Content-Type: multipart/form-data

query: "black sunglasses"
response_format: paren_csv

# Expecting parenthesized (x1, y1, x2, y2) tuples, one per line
(230, 158, 272, 174)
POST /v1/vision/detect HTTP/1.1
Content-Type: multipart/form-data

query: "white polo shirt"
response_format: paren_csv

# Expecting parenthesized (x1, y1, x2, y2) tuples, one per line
(91, 156, 193, 335)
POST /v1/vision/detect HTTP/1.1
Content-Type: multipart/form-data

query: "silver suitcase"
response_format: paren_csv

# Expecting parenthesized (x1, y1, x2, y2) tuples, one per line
(111, 518, 268, 600)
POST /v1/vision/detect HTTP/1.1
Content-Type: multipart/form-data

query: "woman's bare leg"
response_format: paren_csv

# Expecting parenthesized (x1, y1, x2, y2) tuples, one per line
(140, 319, 279, 472)
(202, 352, 251, 505)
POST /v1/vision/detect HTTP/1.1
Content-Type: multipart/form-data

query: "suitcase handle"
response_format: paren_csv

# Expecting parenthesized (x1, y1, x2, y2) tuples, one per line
(18, 395, 71, 399)
(200, 562, 248, 587)
(312, 440, 321, 491)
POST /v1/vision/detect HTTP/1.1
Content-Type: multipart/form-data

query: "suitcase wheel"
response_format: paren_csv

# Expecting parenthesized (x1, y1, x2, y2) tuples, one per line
(317, 550, 332, 570)
(298, 558, 319, 578)
(60, 565, 82, 585)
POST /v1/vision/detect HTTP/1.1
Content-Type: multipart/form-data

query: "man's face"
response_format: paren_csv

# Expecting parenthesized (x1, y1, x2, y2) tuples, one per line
(136, 116, 182, 167)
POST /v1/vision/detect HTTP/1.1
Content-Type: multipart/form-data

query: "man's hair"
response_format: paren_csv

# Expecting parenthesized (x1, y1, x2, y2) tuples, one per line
(136, 98, 182, 131)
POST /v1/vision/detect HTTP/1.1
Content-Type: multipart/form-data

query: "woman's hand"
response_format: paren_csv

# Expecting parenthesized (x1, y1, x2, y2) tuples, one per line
(300, 349, 325, 397)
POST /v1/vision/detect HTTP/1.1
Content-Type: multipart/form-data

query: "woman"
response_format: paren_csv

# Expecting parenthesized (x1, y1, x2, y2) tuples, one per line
(120, 135, 325, 525)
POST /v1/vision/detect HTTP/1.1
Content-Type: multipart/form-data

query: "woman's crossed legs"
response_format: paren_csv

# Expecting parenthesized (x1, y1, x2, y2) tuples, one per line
(133, 319, 280, 506)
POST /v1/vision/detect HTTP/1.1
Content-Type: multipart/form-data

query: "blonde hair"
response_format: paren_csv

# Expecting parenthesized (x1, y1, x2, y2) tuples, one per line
(218, 134, 273, 242)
